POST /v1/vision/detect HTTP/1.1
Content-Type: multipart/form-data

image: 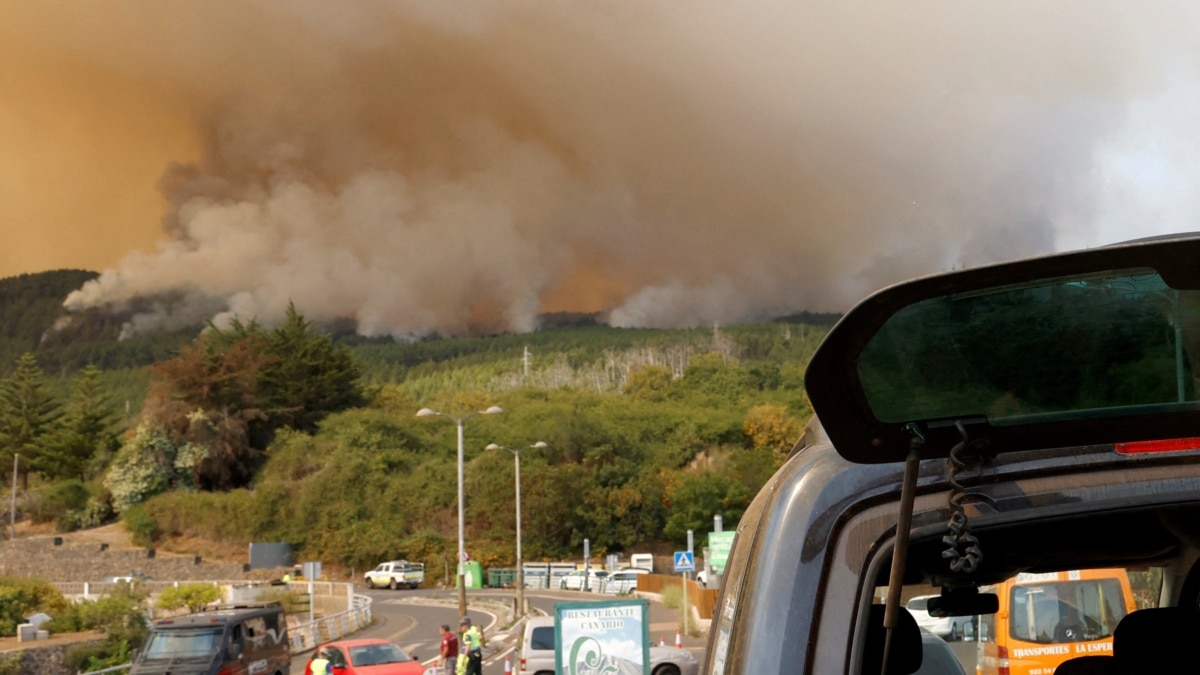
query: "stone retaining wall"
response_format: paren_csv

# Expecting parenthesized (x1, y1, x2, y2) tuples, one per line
(0, 638, 104, 675)
(0, 535, 281, 582)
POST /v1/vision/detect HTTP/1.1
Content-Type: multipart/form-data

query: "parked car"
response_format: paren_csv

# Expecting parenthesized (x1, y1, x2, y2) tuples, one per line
(700, 234, 1200, 674)
(600, 569, 647, 595)
(559, 568, 607, 591)
(305, 639, 422, 675)
(906, 595, 969, 641)
(521, 616, 697, 675)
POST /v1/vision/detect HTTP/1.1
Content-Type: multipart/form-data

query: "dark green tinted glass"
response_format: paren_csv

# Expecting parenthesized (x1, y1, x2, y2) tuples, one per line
(858, 270, 1199, 424)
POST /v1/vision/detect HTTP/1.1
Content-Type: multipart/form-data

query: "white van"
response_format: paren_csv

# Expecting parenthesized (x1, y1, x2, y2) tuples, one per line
(630, 553, 655, 573)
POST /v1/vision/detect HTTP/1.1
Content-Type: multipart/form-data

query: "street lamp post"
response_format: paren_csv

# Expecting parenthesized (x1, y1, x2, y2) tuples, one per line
(416, 406, 504, 619)
(486, 441, 546, 616)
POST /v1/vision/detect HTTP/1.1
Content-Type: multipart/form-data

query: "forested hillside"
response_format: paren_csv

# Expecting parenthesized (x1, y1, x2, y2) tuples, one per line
(1, 269, 838, 575)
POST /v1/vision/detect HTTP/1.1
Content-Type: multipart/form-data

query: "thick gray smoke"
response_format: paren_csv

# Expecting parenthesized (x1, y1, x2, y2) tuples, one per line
(24, 0, 1198, 335)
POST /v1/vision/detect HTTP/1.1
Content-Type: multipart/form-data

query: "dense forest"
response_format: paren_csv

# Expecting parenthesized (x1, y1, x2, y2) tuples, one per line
(0, 270, 838, 574)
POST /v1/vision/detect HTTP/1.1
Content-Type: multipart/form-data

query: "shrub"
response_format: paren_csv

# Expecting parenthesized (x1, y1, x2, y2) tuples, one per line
(253, 588, 305, 614)
(59, 586, 149, 672)
(0, 653, 22, 675)
(0, 577, 69, 636)
(31, 480, 90, 525)
(121, 506, 159, 547)
(156, 584, 223, 613)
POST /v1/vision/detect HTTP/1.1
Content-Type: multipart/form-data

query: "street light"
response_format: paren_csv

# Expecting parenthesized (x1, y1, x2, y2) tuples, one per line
(416, 406, 504, 619)
(485, 441, 547, 616)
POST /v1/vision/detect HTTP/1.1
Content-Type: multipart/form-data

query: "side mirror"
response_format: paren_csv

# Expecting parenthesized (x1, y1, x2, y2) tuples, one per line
(928, 588, 999, 617)
(228, 643, 243, 660)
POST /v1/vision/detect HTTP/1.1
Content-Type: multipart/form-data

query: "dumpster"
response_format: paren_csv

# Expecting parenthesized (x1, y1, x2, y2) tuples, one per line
(488, 567, 517, 588)
(459, 560, 484, 589)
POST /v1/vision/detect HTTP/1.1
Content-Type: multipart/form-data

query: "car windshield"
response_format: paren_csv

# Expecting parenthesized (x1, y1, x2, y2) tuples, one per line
(350, 643, 411, 666)
(142, 627, 222, 659)
(858, 268, 1199, 425)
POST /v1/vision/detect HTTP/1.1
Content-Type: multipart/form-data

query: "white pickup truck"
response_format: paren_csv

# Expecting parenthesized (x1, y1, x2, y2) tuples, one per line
(364, 560, 425, 589)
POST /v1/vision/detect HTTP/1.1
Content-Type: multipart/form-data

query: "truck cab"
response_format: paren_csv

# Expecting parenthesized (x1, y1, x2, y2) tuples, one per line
(704, 234, 1200, 674)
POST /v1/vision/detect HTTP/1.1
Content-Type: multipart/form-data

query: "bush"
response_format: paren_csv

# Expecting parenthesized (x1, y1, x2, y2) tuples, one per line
(57, 586, 149, 672)
(31, 480, 90, 525)
(253, 588, 305, 614)
(0, 577, 69, 636)
(156, 584, 223, 613)
(0, 653, 22, 675)
(121, 506, 159, 547)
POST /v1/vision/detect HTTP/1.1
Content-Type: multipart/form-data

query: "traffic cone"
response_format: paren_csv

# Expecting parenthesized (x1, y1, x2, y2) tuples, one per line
(659, 636, 665, 646)
(675, 631, 682, 649)
(504, 655, 513, 675)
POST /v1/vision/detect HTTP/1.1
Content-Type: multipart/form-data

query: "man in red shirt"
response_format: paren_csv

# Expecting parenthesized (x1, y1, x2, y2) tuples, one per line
(439, 624, 459, 675)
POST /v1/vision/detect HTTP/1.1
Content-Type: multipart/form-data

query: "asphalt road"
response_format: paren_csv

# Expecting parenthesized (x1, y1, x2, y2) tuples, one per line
(291, 586, 708, 674)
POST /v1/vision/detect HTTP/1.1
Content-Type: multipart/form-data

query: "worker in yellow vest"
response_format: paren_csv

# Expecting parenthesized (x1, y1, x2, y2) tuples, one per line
(460, 616, 484, 675)
(310, 647, 333, 675)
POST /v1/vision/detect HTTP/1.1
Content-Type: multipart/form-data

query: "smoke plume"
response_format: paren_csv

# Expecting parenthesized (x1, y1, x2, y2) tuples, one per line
(2, 1, 1197, 336)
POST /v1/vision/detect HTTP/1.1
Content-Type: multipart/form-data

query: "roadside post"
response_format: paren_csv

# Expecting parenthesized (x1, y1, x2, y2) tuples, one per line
(674, 538, 695, 640)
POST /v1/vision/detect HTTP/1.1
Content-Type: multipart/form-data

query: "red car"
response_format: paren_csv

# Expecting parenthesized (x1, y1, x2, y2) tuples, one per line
(304, 638, 424, 675)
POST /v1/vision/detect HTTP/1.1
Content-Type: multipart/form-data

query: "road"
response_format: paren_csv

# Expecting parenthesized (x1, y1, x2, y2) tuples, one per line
(291, 586, 708, 674)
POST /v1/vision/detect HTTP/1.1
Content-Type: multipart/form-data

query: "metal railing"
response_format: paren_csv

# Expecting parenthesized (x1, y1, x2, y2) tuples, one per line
(289, 589, 373, 652)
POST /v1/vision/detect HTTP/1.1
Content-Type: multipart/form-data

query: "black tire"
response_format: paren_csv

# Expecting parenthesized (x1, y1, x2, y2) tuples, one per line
(653, 665, 681, 675)
(389, 578, 398, 590)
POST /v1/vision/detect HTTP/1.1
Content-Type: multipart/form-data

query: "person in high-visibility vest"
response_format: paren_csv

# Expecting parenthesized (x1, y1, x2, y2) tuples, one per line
(460, 616, 484, 675)
(310, 647, 333, 675)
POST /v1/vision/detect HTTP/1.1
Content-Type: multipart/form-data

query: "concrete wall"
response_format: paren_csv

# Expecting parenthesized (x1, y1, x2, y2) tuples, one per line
(0, 535, 282, 582)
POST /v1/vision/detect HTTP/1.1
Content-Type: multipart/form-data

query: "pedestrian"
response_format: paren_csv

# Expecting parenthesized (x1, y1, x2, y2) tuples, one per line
(460, 616, 483, 675)
(310, 647, 333, 675)
(439, 624, 459, 675)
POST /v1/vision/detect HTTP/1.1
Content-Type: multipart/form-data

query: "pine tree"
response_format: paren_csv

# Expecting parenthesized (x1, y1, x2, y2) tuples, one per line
(259, 302, 364, 433)
(0, 353, 63, 488)
(42, 365, 119, 481)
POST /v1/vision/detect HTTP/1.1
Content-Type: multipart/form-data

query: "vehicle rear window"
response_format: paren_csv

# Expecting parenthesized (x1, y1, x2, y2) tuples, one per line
(907, 597, 928, 612)
(1009, 579, 1128, 644)
(530, 627, 555, 651)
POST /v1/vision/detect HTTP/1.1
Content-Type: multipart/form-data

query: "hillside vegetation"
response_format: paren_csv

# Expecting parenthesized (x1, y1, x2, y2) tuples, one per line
(0, 270, 836, 576)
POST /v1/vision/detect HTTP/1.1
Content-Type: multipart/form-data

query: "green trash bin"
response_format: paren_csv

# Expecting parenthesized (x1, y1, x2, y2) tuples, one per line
(459, 560, 484, 589)
(488, 567, 517, 588)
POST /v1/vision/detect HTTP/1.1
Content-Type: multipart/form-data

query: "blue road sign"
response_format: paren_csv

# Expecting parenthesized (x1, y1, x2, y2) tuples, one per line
(674, 551, 695, 572)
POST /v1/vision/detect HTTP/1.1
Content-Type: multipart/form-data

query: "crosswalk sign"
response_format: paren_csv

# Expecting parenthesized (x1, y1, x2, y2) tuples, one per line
(674, 551, 695, 572)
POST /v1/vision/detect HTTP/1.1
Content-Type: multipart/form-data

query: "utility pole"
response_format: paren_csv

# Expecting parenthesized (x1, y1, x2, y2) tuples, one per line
(10, 454, 18, 544)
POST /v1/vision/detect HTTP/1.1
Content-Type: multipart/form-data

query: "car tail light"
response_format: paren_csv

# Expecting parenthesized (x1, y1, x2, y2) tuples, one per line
(996, 645, 1010, 675)
(520, 657, 526, 672)
(1115, 437, 1200, 455)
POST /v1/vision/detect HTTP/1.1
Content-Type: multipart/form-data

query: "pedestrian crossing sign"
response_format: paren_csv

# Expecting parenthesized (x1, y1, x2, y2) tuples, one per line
(674, 551, 695, 572)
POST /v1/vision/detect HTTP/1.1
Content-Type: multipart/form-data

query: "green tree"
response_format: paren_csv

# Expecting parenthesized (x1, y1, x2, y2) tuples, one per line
(41, 365, 119, 481)
(0, 353, 62, 487)
(742, 403, 802, 454)
(258, 303, 365, 433)
(663, 471, 751, 543)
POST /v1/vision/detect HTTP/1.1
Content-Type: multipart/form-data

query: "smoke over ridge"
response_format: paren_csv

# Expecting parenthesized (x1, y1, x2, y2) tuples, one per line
(3, 1, 1197, 336)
